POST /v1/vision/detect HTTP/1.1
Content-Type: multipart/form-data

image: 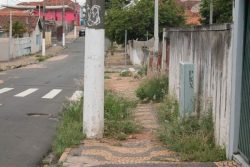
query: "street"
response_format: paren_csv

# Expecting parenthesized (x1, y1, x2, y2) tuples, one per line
(0, 37, 85, 167)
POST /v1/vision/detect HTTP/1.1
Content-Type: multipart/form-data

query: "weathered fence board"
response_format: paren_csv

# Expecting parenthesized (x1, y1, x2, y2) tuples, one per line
(167, 24, 232, 150)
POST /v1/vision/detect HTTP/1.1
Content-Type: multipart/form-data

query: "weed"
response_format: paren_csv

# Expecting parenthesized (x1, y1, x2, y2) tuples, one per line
(105, 75, 111, 79)
(120, 70, 132, 77)
(53, 91, 139, 157)
(104, 91, 139, 140)
(157, 95, 226, 162)
(136, 75, 168, 102)
(36, 55, 52, 62)
(52, 100, 85, 157)
(137, 65, 147, 77)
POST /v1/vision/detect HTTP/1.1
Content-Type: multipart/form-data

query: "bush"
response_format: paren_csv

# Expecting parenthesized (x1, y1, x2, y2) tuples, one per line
(157, 96, 226, 162)
(136, 76, 168, 102)
(53, 100, 85, 157)
(120, 70, 132, 77)
(53, 91, 139, 157)
(104, 91, 139, 139)
(137, 65, 147, 77)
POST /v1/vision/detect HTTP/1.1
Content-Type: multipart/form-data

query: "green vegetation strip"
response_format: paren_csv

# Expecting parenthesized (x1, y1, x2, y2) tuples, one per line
(53, 100, 85, 157)
(136, 75, 168, 102)
(104, 91, 139, 140)
(53, 91, 139, 157)
(157, 95, 226, 162)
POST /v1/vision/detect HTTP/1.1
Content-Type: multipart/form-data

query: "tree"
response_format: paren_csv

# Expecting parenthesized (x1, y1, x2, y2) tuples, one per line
(105, 0, 185, 44)
(4, 21, 27, 38)
(200, 0, 233, 24)
(12, 21, 27, 38)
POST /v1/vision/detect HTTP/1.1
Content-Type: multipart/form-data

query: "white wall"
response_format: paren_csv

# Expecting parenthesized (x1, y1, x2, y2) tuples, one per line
(168, 24, 233, 151)
(128, 38, 154, 65)
(31, 24, 42, 54)
(0, 38, 10, 61)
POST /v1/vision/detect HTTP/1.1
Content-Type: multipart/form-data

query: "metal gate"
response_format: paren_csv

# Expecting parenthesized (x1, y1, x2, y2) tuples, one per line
(238, 2, 250, 163)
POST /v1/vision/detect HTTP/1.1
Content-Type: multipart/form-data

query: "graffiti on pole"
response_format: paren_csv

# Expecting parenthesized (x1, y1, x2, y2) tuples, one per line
(86, 0, 105, 29)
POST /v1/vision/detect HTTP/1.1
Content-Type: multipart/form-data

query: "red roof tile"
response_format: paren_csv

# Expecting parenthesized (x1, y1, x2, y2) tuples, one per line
(0, 14, 39, 33)
(176, 0, 201, 25)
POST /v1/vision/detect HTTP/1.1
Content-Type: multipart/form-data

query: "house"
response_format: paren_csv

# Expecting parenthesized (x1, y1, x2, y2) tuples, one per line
(0, 13, 42, 61)
(16, 0, 81, 26)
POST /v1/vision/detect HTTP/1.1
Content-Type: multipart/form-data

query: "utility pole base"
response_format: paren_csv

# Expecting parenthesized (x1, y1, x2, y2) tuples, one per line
(42, 38, 46, 56)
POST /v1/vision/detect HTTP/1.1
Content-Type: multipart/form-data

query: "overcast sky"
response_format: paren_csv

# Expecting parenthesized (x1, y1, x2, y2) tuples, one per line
(0, 0, 86, 7)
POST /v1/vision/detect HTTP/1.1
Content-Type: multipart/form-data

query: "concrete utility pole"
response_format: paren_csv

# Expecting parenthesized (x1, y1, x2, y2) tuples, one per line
(42, 0, 46, 56)
(84, 0, 105, 138)
(74, 0, 77, 38)
(62, 0, 65, 47)
(125, 29, 127, 66)
(154, 0, 159, 57)
(9, 9, 12, 59)
(209, 0, 213, 24)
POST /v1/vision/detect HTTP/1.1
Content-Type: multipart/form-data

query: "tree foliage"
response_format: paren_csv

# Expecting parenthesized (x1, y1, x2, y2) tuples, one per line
(200, 0, 233, 24)
(12, 21, 27, 38)
(4, 21, 27, 38)
(105, 0, 185, 44)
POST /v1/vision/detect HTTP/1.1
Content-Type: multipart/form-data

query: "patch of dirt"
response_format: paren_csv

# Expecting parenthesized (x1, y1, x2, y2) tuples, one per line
(105, 73, 139, 99)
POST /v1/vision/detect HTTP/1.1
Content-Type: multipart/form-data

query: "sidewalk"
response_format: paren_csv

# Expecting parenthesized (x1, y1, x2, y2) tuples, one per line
(0, 31, 77, 72)
(58, 53, 240, 167)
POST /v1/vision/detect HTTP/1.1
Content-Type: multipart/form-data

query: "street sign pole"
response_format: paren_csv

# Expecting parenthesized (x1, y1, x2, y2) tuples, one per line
(83, 0, 105, 138)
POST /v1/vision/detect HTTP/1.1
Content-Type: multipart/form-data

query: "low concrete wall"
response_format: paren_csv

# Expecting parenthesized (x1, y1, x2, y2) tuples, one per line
(0, 37, 32, 61)
(127, 38, 154, 65)
(0, 38, 9, 61)
(167, 24, 233, 152)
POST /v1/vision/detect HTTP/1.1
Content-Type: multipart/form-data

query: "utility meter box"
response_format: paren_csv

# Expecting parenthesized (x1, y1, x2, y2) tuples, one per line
(179, 62, 194, 117)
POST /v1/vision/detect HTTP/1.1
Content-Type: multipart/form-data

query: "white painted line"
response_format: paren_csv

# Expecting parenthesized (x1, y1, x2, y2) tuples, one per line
(42, 89, 62, 99)
(0, 88, 14, 94)
(15, 88, 38, 97)
(70, 90, 83, 101)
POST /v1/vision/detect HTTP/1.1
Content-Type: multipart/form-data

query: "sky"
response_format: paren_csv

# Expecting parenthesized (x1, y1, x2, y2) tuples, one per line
(0, 0, 86, 7)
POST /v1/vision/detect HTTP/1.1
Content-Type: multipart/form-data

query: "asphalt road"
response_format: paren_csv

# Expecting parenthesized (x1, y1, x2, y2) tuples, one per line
(0, 37, 85, 167)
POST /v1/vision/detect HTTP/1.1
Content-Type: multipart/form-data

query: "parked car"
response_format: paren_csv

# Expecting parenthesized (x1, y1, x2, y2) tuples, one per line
(79, 29, 85, 37)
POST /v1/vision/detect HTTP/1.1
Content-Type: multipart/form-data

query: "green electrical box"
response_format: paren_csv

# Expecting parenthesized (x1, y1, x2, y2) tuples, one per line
(179, 62, 194, 117)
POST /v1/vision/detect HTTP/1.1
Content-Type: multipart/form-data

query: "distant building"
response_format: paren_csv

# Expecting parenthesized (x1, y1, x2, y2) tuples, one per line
(0, 14, 42, 38)
(17, 0, 81, 26)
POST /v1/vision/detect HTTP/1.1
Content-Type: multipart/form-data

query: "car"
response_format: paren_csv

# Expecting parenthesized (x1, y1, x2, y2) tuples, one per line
(79, 29, 85, 37)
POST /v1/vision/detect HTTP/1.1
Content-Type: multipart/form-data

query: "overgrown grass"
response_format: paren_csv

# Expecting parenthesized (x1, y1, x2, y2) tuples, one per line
(104, 91, 139, 140)
(136, 75, 168, 102)
(52, 100, 85, 157)
(120, 70, 132, 77)
(53, 91, 139, 157)
(137, 65, 147, 77)
(36, 54, 52, 62)
(105, 75, 111, 79)
(157, 95, 226, 162)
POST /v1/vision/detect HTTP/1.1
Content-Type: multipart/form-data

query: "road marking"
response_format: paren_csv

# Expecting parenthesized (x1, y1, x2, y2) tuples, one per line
(15, 88, 38, 97)
(0, 88, 14, 94)
(42, 89, 62, 99)
(70, 90, 83, 101)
